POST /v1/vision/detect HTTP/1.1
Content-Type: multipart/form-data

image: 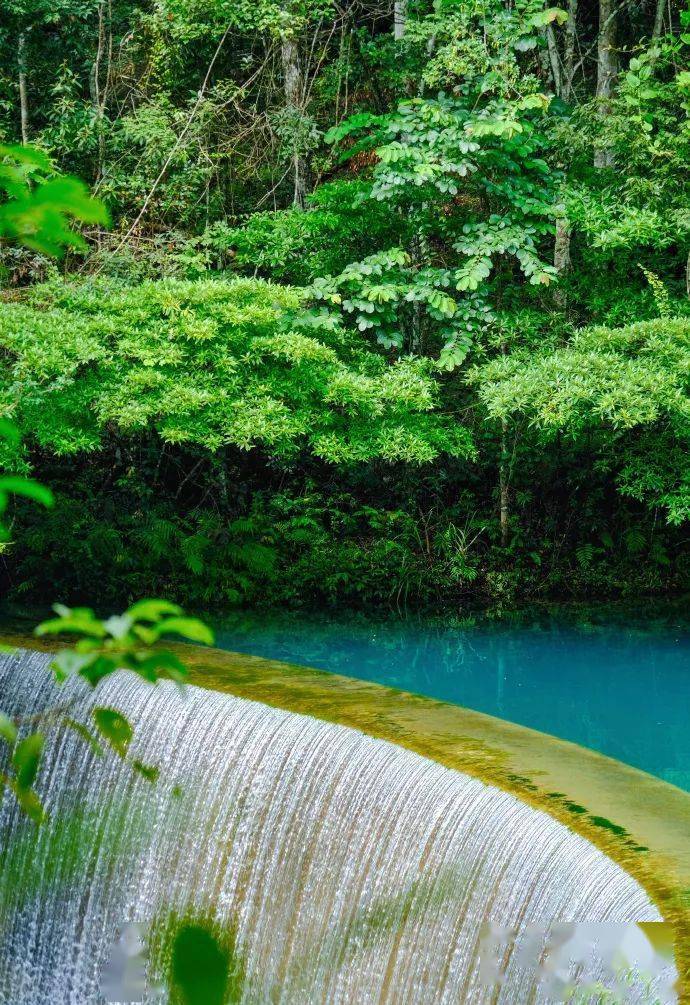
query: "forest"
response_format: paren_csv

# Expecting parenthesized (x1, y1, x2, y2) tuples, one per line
(0, 0, 688, 613)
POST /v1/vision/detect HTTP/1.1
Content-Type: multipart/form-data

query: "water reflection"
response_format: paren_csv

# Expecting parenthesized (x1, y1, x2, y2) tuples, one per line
(213, 605, 690, 791)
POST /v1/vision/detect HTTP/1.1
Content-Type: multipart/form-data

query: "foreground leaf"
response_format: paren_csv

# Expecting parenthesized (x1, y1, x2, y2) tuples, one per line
(12, 733, 44, 789)
(93, 708, 133, 757)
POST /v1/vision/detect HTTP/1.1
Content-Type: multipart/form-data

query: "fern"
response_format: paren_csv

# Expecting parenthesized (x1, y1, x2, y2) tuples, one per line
(623, 527, 646, 555)
(575, 543, 595, 570)
(181, 534, 209, 576)
(133, 518, 178, 561)
(226, 542, 276, 577)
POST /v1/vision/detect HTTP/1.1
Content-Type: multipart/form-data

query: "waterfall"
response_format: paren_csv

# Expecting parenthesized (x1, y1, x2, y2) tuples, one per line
(0, 648, 671, 1003)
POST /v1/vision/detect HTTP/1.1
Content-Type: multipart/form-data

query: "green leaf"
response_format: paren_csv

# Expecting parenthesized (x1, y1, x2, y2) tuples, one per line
(93, 708, 133, 757)
(0, 712, 17, 744)
(33, 177, 110, 226)
(0, 419, 20, 444)
(65, 718, 104, 756)
(80, 655, 118, 687)
(152, 617, 215, 646)
(530, 7, 568, 26)
(12, 733, 44, 789)
(0, 476, 54, 508)
(13, 784, 46, 824)
(50, 648, 96, 682)
(134, 650, 190, 684)
(126, 599, 183, 622)
(324, 113, 386, 146)
(0, 143, 52, 172)
(36, 606, 107, 638)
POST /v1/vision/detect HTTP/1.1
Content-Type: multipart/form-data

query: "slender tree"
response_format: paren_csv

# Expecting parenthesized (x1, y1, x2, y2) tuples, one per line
(394, 0, 407, 40)
(562, 0, 578, 101)
(594, 0, 619, 166)
(281, 29, 309, 208)
(17, 29, 29, 144)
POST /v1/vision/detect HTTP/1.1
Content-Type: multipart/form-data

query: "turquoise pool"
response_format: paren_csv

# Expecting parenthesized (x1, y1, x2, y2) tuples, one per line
(214, 606, 690, 791)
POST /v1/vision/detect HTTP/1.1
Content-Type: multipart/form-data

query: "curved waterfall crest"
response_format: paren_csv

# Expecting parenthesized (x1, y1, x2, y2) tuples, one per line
(0, 647, 665, 1003)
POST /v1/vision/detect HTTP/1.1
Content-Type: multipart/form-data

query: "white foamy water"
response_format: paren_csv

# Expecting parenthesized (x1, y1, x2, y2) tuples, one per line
(0, 648, 668, 1003)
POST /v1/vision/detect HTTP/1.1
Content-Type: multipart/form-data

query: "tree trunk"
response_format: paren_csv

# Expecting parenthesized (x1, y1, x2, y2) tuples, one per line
(499, 418, 510, 547)
(281, 34, 308, 208)
(394, 0, 407, 40)
(545, 25, 562, 96)
(594, 0, 618, 167)
(89, 2, 107, 185)
(18, 32, 29, 145)
(652, 0, 666, 38)
(562, 0, 578, 102)
(553, 217, 571, 306)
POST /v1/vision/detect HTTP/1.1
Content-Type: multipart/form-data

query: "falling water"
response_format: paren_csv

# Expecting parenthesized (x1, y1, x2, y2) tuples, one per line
(0, 648, 672, 1003)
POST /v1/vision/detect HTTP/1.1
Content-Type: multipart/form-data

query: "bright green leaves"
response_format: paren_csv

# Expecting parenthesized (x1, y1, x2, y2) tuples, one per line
(329, 92, 554, 216)
(0, 276, 466, 465)
(0, 474, 54, 508)
(13, 733, 44, 789)
(472, 315, 690, 524)
(0, 732, 46, 823)
(0, 421, 54, 543)
(0, 600, 214, 822)
(126, 599, 183, 622)
(310, 249, 476, 362)
(321, 91, 557, 370)
(528, 7, 568, 28)
(560, 38, 690, 266)
(0, 144, 108, 257)
(324, 112, 386, 146)
(421, 0, 567, 93)
(36, 605, 108, 640)
(324, 113, 388, 165)
(149, 617, 214, 646)
(0, 712, 18, 744)
(0, 418, 20, 444)
(93, 708, 132, 758)
(455, 257, 493, 292)
(437, 333, 473, 371)
(454, 219, 557, 290)
(36, 600, 214, 687)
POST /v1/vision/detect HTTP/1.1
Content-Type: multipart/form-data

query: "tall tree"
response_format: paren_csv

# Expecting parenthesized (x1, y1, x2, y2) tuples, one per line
(17, 30, 30, 144)
(394, 0, 407, 40)
(281, 29, 309, 208)
(594, 0, 619, 166)
(562, 0, 578, 101)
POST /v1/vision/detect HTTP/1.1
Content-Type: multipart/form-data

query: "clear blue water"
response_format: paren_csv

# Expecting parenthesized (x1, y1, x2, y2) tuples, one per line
(213, 606, 690, 791)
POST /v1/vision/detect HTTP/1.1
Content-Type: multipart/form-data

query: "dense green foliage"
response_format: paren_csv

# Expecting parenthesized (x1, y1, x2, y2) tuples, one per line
(474, 316, 690, 525)
(0, 0, 688, 611)
(0, 277, 468, 462)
